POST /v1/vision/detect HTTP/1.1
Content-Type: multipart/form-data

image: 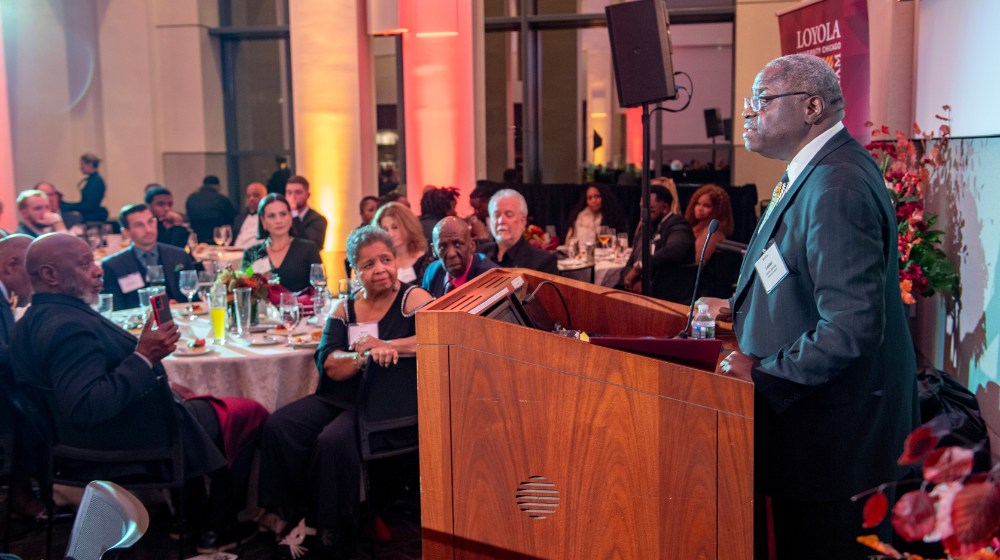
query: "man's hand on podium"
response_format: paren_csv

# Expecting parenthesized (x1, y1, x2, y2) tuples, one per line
(695, 297, 732, 323)
(717, 350, 754, 382)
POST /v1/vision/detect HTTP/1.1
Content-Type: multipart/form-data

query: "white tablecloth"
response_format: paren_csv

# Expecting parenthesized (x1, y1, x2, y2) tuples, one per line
(113, 308, 325, 412)
(558, 258, 628, 287)
(193, 246, 245, 271)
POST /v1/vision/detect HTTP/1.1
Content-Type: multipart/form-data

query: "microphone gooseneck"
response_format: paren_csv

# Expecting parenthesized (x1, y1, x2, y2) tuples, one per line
(678, 219, 719, 338)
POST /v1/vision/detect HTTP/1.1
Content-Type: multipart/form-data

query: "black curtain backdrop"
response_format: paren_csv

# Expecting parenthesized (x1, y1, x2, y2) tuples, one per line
(478, 181, 759, 245)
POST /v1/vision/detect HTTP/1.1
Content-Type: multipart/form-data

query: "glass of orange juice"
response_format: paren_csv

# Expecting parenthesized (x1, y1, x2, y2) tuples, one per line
(208, 287, 228, 344)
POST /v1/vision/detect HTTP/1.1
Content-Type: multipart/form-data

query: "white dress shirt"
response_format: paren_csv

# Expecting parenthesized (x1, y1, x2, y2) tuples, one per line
(786, 121, 845, 185)
(233, 213, 259, 249)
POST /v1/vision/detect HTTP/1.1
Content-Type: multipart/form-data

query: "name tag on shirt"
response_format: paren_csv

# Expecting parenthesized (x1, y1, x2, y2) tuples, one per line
(251, 257, 272, 275)
(754, 242, 789, 294)
(348, 322, 379, 346)
(118, 272, 145, 294)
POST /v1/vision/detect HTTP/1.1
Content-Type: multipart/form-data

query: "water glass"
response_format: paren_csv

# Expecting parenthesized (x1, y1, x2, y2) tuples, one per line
(137, 287, 157, 319)
(310, 264, 327, 292)
(338, 279, 351, 299)
(178, 270, 199, 310)
(213, 226, 232, 247)
(92, 293, 113, 318)
(208, 287, 228, 343)
(146, 265, 165, 286)
(279, 292, 300, 346)
(233, 287, 252, 338)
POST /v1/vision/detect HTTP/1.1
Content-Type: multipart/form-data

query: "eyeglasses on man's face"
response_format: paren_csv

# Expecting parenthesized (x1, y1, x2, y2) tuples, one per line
(743, 91, 814, 112)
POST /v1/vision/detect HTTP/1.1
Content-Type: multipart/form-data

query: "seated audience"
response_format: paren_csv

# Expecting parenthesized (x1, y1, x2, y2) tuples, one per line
(480, 189, 558, 274)
(13, 233, 266, 552)
(684, 184, 735, 263)
(620, 185, 695, 302)
(186, 176, 237, 244)
(61, 153, 108, 223)
(242, 194, 322, 293)
(0, 234, 46, 520)
(285, 175, 328, 250)
(232, 183, 268, 249)
(652, 176, 681, 215)
(422, 217, 498, 297)
(102, 204, 196, 311)
(258, 225, 433, 559)
(358, 196, 378, 228)
(377, 191, 409, 209)
(16, 190, 65, 238)
(373, 202, 435, 286)
(620, 184, 671, 292)
(419, 186, 459, 243)
(563, 183, 628, 247)
(468, 182, 501, 240)
(145, 185, 190, 248)
(34, 182, 64, 215)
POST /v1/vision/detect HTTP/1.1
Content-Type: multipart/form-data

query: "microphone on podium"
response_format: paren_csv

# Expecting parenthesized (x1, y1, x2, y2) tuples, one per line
(677, 218, 719, 339)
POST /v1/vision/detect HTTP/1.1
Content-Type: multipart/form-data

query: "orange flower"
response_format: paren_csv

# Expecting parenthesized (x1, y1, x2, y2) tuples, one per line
(900, 280, 916, 304)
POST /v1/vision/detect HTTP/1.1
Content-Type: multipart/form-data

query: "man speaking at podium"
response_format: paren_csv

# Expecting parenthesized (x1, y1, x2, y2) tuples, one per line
(700, 54, 919, 559)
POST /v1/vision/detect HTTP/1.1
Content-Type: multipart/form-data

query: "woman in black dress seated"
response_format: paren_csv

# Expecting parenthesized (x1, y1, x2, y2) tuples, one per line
(241, 193, 322, 292)
(257, 225, 433, 559)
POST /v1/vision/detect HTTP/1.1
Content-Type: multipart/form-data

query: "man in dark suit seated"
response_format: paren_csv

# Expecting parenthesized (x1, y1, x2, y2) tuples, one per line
(285, 175, 329, 250)
(479, 189, 558, 275)
(102, 204, 196, 310)
(145, 185, 190, 248)
(186, 176, 237, 244)
(422, 217, 499, 297)
(12, 233, 265, 552)
(231, 183, 267, 249)
(702, 54, 919, 559)
(619, 184, 696, 302)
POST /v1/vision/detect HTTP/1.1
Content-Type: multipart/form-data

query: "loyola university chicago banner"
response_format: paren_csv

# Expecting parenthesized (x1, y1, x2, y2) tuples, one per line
(778, 0, 871, 144)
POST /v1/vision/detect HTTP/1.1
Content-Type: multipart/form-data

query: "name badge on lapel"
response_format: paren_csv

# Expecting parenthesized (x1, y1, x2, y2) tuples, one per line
(754, 241, 789, 294)
(118, 272, 145, 294)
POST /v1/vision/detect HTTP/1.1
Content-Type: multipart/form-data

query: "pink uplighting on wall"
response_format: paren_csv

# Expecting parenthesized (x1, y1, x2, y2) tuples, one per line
(400, 0, 475, 216)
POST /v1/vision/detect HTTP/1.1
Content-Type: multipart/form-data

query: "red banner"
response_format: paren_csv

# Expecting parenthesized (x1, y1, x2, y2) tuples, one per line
(778, 0, 870, 144)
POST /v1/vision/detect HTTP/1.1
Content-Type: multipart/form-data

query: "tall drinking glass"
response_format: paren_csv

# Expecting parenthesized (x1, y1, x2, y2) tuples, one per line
(337, 279, 351, 299)
(617, 232, 629, 258)
(312, 290, 328, 320)
(209, 288, 228, 344)
(233, 287, 252, 339)
(279, 292, 300, 346)
(137, 287, 156, 320)
(92, 293, 113, 318)
(146, 265, 165, 287)
(178, 270, 199, 313)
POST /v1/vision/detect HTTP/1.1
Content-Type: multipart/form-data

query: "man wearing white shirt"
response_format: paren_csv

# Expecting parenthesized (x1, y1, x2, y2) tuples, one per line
(284, 175, 328, 250)
(232, 183, 267, 249)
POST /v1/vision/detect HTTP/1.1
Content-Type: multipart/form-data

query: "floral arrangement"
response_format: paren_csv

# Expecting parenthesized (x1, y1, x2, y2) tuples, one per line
(214, 265, 272, 303)
(523, 224, 559, 251)
(855, 423, 1000, 559)
(864, 108, 959, 304)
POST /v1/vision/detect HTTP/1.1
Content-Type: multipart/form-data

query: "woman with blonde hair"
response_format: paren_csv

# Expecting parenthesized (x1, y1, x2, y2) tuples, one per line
(683, 184, 734, 263)
(373, 201, 435, 285)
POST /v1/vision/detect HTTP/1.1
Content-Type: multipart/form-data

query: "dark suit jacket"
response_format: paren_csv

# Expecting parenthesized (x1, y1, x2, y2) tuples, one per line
(729, 127, 919, 501)
(292, 208, 328, 250)
(10, 293, 225, 480)
(186, 186, 237, 244)
(62, 172, 108, 223)
(101, 244, 196, 311)
(648, 213, 696, 303)
(242, 238, 322, 293)
(16, 223, 43, 239)
(156, 222, 189, 248)
(421, 253, 499, 297)
(480, 237, 558, 275)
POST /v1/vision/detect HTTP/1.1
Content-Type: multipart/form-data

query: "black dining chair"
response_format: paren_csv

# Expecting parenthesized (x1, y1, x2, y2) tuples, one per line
(559, 264, 595, 284)
(355, 355, 419, 559)
(9, 383, 189, 560)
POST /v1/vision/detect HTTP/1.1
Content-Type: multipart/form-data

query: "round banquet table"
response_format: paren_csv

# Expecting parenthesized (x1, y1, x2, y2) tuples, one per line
(192, 245, 246, 271)
(558, 257, 628, 287)
(112, 307, 326, 412)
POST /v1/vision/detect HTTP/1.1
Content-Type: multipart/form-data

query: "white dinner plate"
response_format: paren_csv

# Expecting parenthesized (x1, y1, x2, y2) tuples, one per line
(247, 335, 281, 347)
(174, 344, 213, 357)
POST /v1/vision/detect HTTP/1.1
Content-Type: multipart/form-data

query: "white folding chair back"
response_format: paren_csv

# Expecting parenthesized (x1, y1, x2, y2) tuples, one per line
(64, 481, 149, 560)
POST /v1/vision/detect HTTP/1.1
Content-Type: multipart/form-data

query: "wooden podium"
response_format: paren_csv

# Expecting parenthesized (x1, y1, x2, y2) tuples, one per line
(416, 269, 753, 559)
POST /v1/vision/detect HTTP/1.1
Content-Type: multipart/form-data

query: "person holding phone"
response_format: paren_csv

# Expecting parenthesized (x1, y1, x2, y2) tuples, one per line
(256, 225, 433, 559)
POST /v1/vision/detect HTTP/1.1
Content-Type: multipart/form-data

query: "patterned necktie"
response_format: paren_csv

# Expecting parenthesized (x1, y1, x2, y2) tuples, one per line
(444, 280, 455, 294)
(757, 172, 790, 232)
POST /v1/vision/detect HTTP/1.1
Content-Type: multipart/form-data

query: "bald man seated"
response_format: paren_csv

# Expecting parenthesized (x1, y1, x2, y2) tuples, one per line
(421, 217, 499, 297)
(232, 182, 267, 249)
(10, 233, 267, 552)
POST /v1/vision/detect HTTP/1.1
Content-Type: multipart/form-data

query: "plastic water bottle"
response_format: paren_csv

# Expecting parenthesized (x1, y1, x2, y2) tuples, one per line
(691, 303, 715, 339)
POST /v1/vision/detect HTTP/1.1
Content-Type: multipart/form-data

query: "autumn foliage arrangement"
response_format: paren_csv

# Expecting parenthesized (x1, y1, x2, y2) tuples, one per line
(214, 265, 273, 304)
(522, 224, 559, 251)
(864, 107, 959, 304)
(854, 424, 1000, 559)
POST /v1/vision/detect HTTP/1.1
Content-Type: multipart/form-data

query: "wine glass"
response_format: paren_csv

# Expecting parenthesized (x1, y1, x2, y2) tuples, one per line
(279, 292, 300, 346)
(310, 264, 327, 294)
(86, 226, 102, 251)
(213, 226, 230, 247)
(146, 265, 165, 287)
(597, 225, 611, 249)
(178, 270, 199, 314)
(338, 279, 351, 299)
